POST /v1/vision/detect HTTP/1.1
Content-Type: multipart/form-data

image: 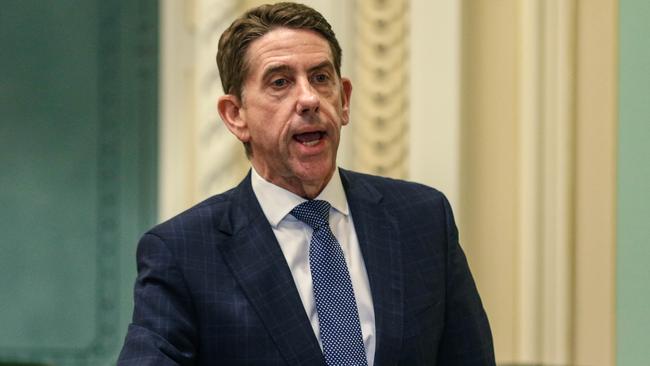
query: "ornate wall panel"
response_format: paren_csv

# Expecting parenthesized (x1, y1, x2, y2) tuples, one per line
(352, 0, 409, 178)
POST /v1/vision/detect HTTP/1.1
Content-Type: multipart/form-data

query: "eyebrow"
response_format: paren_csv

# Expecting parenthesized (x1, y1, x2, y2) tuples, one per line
(307, 60, 335, 73)
(261, 60, 335, 81)
(262, 65, 293, 81)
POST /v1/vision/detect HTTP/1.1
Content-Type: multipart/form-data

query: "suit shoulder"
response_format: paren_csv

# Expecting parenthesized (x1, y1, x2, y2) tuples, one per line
(343, 169, 446, 204)
(146, 187, 237, 239)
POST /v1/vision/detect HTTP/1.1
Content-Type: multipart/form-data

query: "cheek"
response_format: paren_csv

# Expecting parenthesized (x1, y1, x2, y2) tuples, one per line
(324, 95, 345, 116)
(324, 106, 346, 129)
(258, 118, 292, 155)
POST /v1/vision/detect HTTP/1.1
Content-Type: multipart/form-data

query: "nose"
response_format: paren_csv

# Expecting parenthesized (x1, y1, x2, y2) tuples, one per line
(295, 78, 320, 115)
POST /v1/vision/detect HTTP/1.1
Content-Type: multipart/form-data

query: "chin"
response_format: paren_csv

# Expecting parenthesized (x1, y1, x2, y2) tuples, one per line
(293, 161, 335, 183)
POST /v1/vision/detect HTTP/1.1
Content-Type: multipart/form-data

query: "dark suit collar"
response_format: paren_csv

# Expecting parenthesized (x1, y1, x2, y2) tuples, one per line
(340, 169, 404, 365)
(216, 171, 325, 365)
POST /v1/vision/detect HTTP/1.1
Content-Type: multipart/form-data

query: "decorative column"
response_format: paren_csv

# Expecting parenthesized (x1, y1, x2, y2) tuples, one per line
(518, 0, 576, 363)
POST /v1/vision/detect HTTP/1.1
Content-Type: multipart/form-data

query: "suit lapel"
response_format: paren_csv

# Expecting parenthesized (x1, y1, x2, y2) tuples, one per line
(341, 169, 404, 366)
(216, 173, 325, 366)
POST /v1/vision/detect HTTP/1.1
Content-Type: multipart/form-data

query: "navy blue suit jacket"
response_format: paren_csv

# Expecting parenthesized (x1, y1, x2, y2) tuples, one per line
(118, 169, 495, 365)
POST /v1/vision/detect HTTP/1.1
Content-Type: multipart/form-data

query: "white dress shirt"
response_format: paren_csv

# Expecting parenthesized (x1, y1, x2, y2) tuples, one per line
(251, 167, 376, 365)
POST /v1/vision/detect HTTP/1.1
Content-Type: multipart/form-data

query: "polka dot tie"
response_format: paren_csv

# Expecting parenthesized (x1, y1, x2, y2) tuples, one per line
(291, 200, 368, 366)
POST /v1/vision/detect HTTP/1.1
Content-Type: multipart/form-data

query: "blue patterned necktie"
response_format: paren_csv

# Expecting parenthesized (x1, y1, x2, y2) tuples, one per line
(291, 200, 368, 366)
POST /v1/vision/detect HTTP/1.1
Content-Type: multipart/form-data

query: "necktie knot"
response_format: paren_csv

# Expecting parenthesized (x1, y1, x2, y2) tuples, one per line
(290, 200, 331, 230)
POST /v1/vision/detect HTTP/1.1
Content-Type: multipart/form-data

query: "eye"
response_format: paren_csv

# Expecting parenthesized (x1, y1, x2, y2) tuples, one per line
(271, 78, 289, 88)
(312, 73, 330, 83)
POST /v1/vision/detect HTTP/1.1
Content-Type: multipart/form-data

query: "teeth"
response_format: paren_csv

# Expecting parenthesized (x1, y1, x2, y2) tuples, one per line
(302, 140, 319, 146)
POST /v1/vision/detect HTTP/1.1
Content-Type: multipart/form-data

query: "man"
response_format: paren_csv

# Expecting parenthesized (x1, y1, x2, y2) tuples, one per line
(118, 2, 494, 365)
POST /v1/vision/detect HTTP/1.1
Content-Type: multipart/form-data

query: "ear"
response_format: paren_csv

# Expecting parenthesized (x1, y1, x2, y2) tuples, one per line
(218, 94, 250, 143)
(340, 78, 353, 126)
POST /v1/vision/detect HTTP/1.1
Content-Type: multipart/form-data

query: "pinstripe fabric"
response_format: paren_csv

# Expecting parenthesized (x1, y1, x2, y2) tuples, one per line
(118, 169, 495, 365)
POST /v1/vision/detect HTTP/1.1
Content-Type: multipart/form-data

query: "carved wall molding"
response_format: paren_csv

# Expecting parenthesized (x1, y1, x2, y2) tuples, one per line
(194, 0, 250, 198)
(352, 0, 409, 178)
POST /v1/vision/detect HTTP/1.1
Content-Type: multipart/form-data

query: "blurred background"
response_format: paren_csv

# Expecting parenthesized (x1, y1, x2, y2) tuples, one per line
(1, 0, 648, 365)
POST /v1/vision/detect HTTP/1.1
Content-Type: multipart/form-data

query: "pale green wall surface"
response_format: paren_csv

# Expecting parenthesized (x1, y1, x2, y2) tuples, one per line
(0, 1, 158, 364)
(618, 0, 650, 365)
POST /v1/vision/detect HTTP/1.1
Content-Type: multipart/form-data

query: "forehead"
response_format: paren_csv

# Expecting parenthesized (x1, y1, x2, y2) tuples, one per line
(244, 27, 334, 77)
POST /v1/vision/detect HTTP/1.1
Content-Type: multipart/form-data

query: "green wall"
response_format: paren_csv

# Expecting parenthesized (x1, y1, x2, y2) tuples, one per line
(618, 0, 650, 364)
(0, 1, 158, 365)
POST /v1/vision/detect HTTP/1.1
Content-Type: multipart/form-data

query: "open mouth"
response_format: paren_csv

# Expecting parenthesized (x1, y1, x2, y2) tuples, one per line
(293, 131, 325, 147)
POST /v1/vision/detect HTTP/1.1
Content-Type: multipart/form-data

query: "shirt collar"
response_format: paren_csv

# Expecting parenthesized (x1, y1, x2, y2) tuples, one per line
(251, 167, 350, 228)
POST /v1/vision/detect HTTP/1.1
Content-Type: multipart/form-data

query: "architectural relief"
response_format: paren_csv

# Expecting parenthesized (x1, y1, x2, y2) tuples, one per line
(194, 0, 250, 197)
(352, 0, 409, 178)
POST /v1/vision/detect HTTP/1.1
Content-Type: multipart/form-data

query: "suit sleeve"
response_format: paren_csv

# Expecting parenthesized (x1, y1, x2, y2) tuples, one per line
(118, 233, 198, 366)
(436, 195, 496, 365)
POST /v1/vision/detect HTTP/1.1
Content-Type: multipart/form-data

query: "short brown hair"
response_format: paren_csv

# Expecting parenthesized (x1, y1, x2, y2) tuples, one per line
(216, 2, 342, 100)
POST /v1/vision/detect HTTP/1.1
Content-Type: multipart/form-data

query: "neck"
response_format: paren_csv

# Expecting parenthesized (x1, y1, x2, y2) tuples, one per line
(253, 166, 335, 200)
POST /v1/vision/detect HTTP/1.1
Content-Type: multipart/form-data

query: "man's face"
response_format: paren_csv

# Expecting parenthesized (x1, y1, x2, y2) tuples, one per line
(220, 27, 352, 198)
